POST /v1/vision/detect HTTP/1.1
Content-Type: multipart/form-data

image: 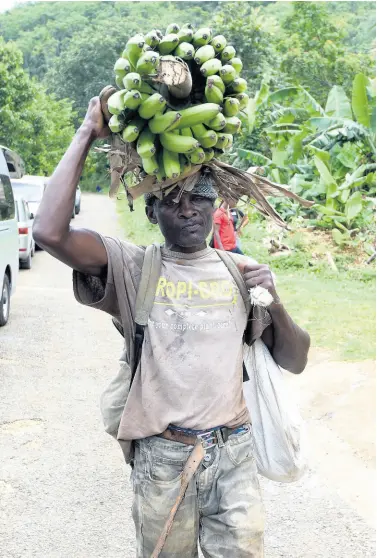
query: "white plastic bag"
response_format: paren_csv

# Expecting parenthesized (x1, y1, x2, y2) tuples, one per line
(243, 338, 307, 483)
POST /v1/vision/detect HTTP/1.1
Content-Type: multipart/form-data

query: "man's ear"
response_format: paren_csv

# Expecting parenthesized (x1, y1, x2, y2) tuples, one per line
(145, 204, 158, 224)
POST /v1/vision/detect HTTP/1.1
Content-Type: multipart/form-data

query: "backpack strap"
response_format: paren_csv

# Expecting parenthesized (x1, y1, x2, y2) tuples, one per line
(135, 242, 162, 326)
(131, 242, 162, 380)
(214, 249, 252, 316)
(215, 249, 252, 383)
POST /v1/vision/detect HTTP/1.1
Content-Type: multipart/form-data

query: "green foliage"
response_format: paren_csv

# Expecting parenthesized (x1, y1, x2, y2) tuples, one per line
(212, 2, 278, 91)
(0, 38, 74, 175)
(277, 3, 374, 105)
(237, 74, 376, 236)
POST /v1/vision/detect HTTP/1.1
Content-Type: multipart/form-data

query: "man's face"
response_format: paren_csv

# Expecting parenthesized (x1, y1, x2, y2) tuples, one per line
(146, 189, 215, 249)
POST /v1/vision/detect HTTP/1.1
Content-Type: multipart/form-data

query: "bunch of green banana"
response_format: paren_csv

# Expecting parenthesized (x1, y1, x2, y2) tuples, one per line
(107, 23, 250, 181)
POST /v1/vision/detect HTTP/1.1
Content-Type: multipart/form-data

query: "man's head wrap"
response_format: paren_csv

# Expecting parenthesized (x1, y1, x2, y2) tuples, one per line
(144, 170, 218, 205)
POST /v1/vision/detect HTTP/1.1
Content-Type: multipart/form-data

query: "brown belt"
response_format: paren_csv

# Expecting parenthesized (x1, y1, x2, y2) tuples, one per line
(158, 424, 249, 448)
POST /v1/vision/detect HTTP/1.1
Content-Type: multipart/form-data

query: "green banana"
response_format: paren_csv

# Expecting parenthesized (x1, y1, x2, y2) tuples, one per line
(177, 28, 193, 43)
(181, 23, 194, 30)
(166, 23, 180, 34)
(138, 93, 167, 119)
(115, 75, 124, 89)
(137, 128, 156, 158)
(180, 155, 192, 174)
(190, 123, 207, 137)
(160, 132, 200, 153)
(224, 97, 240, 117)
(107, 90, 125, 115)
(200, 58, 222, 77)
(205, 83, 223, 104)
(223, 116, 241, 134)
(229, 57, 243, 75)
(207, 75, 225, 94)
(192, 27, 212, 48)
(136, 51, 160, 74)
(141, 155, 159, 175)
(227, 77, 247, 93)
(175, 103, 221, 129)
(139, 81, 157, 95)
(123, 72, 142, 91)
(145, 31, 160, 48)
(174, 42, 195, 60)
(215, 133, 229, 150)
(122, 118, 145, 142)
(221, 45, 236, 63)
(114, 57, 131, 78)
(142, 44, 153, 53)
(108, 114, 123, 133)
(124, 34, 145, 68)
(197, 130, 218, 148)
(158, 34, 180, 55)
(162, 148, 180, 179)
(148, 111, 182, 134)
(205, 113, 226, 131)
(223, 133, 233, 149)
(191, 124, 217, 149)
(210, 35, 227, 53)
(123, 89, 142, 110)
(235, 93, 249, 110)
(203, 148, 215, 162)
(180, 127, 193, 137)
(220, 64, 237, 84)
(140, 92, 150, 103)
(154, 29, 163, 40)
(194, 44, 215, 65)
(189, 148, 205, 164)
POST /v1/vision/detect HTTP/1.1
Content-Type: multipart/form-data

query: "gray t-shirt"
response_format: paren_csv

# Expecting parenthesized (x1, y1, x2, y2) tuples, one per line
(73, 237, 271, 441)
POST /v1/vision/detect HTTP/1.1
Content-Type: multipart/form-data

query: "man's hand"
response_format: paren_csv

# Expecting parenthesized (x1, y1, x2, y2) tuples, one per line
(241, 263, 279, 303)
(81, 96, 110, 140)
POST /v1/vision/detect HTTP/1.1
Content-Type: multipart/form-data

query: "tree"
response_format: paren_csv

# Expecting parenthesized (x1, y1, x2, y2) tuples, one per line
(212, 2, 278, 93)
(278, 3, 374, 105)
(0, 38, 75, 175)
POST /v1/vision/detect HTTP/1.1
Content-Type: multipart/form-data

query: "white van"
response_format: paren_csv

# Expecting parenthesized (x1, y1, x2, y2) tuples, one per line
(0, 147, 22, 326)
(11, 175, 47, 218)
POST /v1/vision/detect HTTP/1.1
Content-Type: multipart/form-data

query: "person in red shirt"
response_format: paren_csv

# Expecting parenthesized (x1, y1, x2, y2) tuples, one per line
(213, 199, 244, 254)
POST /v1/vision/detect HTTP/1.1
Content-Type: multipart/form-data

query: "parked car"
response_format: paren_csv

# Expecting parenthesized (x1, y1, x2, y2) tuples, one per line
(11, 175, 46, 217)
(75, 185, 81, 215)
(0, 146, 23, 326)
(15, 197, 35, 269)
(11, 175, 76, 222)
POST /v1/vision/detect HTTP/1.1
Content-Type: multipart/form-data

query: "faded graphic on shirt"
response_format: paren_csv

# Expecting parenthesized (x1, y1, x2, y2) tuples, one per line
(150, 273, 239, 334)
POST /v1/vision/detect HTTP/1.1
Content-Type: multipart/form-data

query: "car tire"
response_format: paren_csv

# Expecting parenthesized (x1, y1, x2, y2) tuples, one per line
(71, 209, 75, 219)
(75, 203, 80, 215)
(21, 253, 32, 270)
(31, 243, 35, 257)
(0, 274, 11, 327)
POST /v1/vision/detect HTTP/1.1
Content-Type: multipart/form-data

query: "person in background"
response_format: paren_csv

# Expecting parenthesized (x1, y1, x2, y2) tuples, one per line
(213, 199, 243, 254)
(230, 205, 249, 252)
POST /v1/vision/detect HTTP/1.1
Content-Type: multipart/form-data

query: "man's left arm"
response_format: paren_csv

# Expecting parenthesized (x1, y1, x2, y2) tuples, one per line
(242, 263, 310, 374)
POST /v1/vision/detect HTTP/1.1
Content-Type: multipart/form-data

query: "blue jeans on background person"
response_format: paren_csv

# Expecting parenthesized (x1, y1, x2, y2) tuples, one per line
(229, 245, 244, 255)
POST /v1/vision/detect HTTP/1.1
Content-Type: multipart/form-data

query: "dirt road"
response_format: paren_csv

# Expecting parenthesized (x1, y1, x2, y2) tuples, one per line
(1, 194, 375, 557)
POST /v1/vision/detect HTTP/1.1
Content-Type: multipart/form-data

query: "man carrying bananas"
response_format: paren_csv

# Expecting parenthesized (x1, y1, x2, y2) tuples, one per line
(33, 97, 310, 558)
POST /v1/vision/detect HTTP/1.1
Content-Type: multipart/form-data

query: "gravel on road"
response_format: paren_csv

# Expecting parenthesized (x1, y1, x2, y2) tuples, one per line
(1, 193, 375, 558)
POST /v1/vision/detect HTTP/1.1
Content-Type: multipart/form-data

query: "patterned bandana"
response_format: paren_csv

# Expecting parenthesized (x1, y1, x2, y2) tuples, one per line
(144, 172, 218, 204)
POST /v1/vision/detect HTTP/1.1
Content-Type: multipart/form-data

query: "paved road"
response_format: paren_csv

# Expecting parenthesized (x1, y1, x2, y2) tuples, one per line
(1, 194, 375, 557)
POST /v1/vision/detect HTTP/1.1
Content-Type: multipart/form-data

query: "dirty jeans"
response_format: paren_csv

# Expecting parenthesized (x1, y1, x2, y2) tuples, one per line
(131, 426, 265, 557)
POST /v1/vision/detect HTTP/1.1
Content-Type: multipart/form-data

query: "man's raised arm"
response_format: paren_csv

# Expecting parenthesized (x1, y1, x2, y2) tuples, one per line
(33, 97, 109, 277)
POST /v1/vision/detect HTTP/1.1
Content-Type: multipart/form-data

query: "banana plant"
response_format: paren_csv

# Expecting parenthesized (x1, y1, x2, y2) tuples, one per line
(237, 73, 376, 235)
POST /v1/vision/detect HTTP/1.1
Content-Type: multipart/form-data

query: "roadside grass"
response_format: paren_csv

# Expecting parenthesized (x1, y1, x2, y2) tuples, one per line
(117, 195, 375, 361)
